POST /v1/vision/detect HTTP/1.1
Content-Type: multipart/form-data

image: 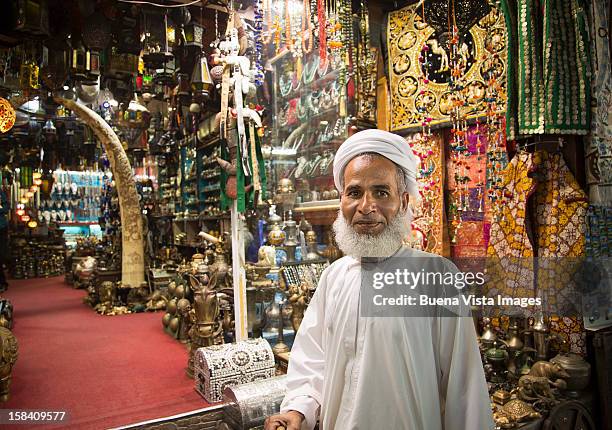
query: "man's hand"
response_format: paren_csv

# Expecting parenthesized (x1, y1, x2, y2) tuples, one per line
(264, 410, 304, 430)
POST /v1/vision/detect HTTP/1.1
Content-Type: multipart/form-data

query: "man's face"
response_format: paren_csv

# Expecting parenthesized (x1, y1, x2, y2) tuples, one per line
(340, 155, 409, 236)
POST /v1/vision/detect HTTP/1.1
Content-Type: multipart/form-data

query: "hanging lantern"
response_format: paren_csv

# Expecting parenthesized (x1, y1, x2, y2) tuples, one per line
(19, 197, 28, 205)
(177, 73, 191, 97)
(70, 38, 99, 84)
(152, 56, 176, 85)
(108, 50, 139, 77)
(71, 38, 89, 81)
(122, 97, 151, 128)
(82, 12, 112, 52)
(27, 220, 38, 228)
(32, 172, 42, 180)
(19, 61, 40, 91)
(25, 191, 34, 198)
(41, 39, 70, 91)
(184, 21, 204, 48)
(33, 178, 42, 186)
(142, 10, 175, 69)
(16, 209, 25, 217)
(0, 97, 16, 133)
(21, 215, 31, 223)
(191, 55, 213, 101)
(87, 50, 101, 83)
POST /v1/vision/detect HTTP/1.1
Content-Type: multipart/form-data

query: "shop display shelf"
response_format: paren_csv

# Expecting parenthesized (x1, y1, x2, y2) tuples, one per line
(293, 199, 340, 212)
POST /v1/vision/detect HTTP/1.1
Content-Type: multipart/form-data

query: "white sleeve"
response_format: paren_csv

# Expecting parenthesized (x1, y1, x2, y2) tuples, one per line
(437, 312, 495, 430)
(279, 270, 328, 430)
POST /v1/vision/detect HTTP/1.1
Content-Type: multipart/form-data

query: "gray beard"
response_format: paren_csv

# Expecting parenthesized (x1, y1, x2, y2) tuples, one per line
(332, 208, 413, 259)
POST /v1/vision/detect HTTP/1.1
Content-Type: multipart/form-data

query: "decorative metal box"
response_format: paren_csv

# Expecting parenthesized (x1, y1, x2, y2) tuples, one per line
(194, 338, 275, 403)
(223, 375, 287, 430)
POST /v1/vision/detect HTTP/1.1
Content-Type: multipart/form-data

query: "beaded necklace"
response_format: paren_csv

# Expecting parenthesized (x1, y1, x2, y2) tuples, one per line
(317, 0, 328, 69)
(302, 56, 319, 84)
(302, 0, 314, 54)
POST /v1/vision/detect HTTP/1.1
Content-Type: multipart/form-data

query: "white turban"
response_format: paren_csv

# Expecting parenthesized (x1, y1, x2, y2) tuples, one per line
(333, 129, 419, 198)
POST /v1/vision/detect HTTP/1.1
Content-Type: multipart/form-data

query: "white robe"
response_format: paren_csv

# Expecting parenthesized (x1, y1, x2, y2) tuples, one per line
(280, 247, 495, 430)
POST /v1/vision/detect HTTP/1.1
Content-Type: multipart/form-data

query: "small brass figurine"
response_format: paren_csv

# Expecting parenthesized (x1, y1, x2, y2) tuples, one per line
(493, 399, 541, 428)
(287, 283, 310, 332)
(0, 327, 18, 402)
(517, 361, 569, 402)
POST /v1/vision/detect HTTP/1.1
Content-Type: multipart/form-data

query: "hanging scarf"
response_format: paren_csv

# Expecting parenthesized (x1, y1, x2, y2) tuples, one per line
(511, 0, 591, 135)
(486, 150, 588, 355)
(533, 150, 588, 355)
(220, 126, 267, 213)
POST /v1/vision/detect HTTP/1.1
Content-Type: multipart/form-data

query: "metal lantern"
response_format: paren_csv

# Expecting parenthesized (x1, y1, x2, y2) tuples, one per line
(41, 41, 70, 91)
(71, 39, 87, 79)
(82, 12, 112, 52)
(70, 37, 100, 84)
(191, 55, 213, 101)
(153, 56, 176, 86)
(177, 73, 191, 97)
(184, 21, 204, 48)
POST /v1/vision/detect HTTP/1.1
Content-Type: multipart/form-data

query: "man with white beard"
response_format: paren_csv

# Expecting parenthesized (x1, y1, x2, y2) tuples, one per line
(264, 129, 494, 430)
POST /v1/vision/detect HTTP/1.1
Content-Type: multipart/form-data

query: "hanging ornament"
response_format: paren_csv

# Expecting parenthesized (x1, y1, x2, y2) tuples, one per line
(447, 12, 471, 243)
(0, 98, 16, 134)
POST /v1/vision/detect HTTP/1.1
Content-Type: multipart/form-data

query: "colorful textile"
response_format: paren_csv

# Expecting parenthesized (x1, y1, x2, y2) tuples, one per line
(533, 150, 588, 354)
(534, 151, 588, 258)
(486, 150, 588, 354)
(515, 0, 545, 134)
(447, 123, 509, 257)
(486, 152, 536, 302)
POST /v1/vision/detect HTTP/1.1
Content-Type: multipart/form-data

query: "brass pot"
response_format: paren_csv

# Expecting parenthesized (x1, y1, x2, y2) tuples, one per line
(551, 353, 591, 392)
(169, 317, 180, 333)
(167, 298, 178, 315)
(268, 224, 286, 246)
(162, 313, 172, 327)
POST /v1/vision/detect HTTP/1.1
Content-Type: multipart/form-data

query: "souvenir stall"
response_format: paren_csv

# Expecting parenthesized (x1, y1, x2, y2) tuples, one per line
(0, 0, 609, 429)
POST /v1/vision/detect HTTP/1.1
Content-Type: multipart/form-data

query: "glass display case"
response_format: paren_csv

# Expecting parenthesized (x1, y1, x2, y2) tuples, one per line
(268, 49, 351, 213)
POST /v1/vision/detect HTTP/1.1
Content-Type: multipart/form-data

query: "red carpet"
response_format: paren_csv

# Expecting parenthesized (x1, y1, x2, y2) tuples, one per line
(2, 277, 211, 429)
